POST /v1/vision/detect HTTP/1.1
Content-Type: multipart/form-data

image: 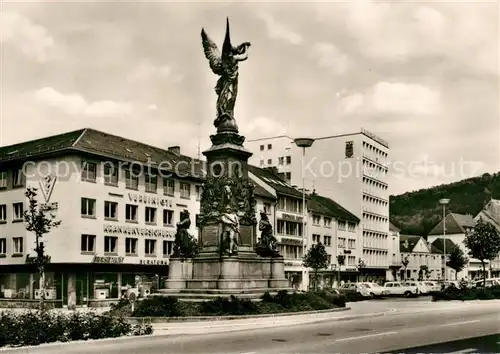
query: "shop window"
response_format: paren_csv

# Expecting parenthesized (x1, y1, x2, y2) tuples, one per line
(92, 273, 118, 299)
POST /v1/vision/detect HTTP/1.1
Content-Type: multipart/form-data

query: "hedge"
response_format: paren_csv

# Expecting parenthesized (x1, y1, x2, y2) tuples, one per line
(110, 290, 346, 318)
(432, 286, 500, 301)
(0, 310, 153, 348)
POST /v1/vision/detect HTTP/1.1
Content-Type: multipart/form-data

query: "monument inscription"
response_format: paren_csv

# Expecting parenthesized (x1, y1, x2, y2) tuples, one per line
(202, 224, 220, 246)
(239, 225, 254, 246)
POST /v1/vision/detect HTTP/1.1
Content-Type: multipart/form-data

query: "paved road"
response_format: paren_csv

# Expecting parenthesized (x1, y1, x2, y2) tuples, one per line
(2, 300, 498, 353)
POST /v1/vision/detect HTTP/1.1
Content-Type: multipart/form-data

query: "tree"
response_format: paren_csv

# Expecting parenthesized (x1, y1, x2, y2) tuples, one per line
(23, 187, 61, 310)
(419, 265, 429, 280)
(401, 256, 410, 280)
(303, 242, 329, 291)
(446, 245, 468, 280)
(464, 217, 500, 287)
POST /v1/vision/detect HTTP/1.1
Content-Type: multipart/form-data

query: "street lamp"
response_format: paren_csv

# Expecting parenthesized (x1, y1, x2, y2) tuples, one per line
(294, 137, 315, 291)
(439, 198, 450, 282)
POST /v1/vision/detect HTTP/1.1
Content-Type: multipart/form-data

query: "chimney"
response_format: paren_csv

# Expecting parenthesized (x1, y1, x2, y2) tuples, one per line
(168, 146, 180, 155)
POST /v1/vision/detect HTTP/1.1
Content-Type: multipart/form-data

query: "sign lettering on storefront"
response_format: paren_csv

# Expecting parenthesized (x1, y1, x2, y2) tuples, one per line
(139, 259, 169, 266)
(127, 193, 172, 208)
(103, 224, 174, 239)
(281, 213, 303, 222)
(92, 255, 124, 264)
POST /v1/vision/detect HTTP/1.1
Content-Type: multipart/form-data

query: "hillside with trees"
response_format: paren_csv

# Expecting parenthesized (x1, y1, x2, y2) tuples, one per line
(389, 172, 500, 236)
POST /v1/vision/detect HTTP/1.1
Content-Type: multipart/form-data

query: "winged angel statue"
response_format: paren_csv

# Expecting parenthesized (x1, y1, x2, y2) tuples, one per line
(201, 18, 251, 131)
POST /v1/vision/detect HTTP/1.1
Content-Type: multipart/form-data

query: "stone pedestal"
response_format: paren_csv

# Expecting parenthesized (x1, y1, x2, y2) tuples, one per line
(269, 256, 290, 288)
(164, 258, 193, 290)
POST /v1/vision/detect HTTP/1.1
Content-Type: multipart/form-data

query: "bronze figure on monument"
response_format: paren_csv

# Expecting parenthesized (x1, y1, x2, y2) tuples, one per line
(172, 210, 198, 258)
(256, 210, 280, 257)
(201, 18, 251, 133)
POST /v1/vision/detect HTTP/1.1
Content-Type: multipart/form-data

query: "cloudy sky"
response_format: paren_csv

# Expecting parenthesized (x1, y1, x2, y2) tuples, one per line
(1, 0, 498, 195)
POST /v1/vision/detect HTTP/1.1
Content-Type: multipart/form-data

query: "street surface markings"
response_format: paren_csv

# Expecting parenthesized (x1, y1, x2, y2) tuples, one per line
(439, 320, 481, 327)
(447, 349, 478, 354)
(335, 331, 398, 342)
(316, 333, 332, 336)
(271, 338, 287, 342)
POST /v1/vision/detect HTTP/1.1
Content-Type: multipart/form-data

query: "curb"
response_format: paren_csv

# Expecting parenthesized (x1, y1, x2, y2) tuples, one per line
(126, 306, 350, 324)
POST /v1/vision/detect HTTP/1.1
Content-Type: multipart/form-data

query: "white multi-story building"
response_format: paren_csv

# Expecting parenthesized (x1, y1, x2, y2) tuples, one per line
(0, 128, 204, 307)
(247, 129, 390, 282)
(399, 235, 443, 281)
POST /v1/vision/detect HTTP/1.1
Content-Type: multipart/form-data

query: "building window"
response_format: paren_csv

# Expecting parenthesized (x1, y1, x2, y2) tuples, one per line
(285, 172, 291, 181)
(0, 205, 6, 222)
(278, 157, 284, 165)
(12, 168, 25, 187)
(348, 223, 356, 232)
(0, 171, 7, 188)
(277, 220, 303, 237)
(104, 236, 118, 253)
(103, 162, 118, 186)
(145, 239, 156, 255)
(312, 234, 321, 243)
(13, 202, 23, 221)
(260, 145, 264, 151)
(324, 217, 332, 228)
(13, 237, 23, 254)
(345, 141, 354, 158)
(163, 209, 174, 226)
(277, 196, 303, 213)
(327, 255, 332, 264)
(104, 201, 118, 220)
(267, 158, 272, 165)
(145, 207, 157, 224)
(267, 144, 272, 150)
(180, 182, 190, 199)
(286, 156, 291, 165)
(259, 159, 264, 167)
(324, 236, 332, 246)
(163, 178, 175, 196)
(125, 170, 139, 190)
(81, 234, 96, 253)
(125, 238, 138, 255)
(125, 204, 138, 222)
(195, 186, 202, 201)
(81, 198, 96, 217)
(312, 215, 321, 225)
(348, 239, 356, 249)
(145, 173, 157, 193)
(163, 240, 173, 256)
(338, 237, 346, 248)
(0, 238, 6, 255)
(263, 203, 271, 214)
(338, 221, 346, 230)
(81, 161, 97, 182)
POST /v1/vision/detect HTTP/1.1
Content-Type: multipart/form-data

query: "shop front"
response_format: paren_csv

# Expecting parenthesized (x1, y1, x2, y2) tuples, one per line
(0, 261, 169, 308)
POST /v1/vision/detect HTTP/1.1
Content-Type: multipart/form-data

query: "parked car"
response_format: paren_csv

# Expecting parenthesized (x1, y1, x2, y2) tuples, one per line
(358, 282, 389, 297)
(473, 278, 500, 288)
(421, 281, 440, 293)
(338, 282, 371, 299)
(383, 281, 419, 297)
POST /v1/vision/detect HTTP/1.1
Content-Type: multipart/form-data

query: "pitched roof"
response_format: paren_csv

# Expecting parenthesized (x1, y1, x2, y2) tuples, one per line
(250, 181, 276, 200)
(389, 222, 400, 232)
(478, 199, 500, 228)
(431, 238, 457, 254)
(399, 235, 424, 253)
(247, 164, 304, 199)
(309, 194, 359, 223)
(427, 213, 475, 236)
(0, 128, 204, 181)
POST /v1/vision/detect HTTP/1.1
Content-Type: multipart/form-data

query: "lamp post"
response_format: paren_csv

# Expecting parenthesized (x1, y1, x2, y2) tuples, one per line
(439, 198, 450, 282)
(294, 137, 315, 291)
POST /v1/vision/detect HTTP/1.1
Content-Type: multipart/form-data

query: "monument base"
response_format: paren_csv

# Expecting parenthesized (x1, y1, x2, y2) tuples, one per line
(158, 255, 292, 301)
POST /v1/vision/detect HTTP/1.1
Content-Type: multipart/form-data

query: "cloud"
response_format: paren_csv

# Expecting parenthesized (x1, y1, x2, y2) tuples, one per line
(242, 116, 287, 138)
(1, 12, 55, 62)
(338, 82, 441, 116)
(258, 13, 302, 45)
(33, 87, 133, 118)
(312, 43, 349, 75)
(127, 60, 173, 82)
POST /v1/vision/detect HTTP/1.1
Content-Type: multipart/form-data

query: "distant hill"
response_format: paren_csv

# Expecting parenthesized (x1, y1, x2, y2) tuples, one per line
(389, 172, 500, 236)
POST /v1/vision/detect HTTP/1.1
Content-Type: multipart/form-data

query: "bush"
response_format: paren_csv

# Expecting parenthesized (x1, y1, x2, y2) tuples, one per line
(260, 290, 346, 312)
(199, 295, 260, 316)
(132, 296, 183, 317)
(432, 285, 500, 301)
(0, 310, 150, 348)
